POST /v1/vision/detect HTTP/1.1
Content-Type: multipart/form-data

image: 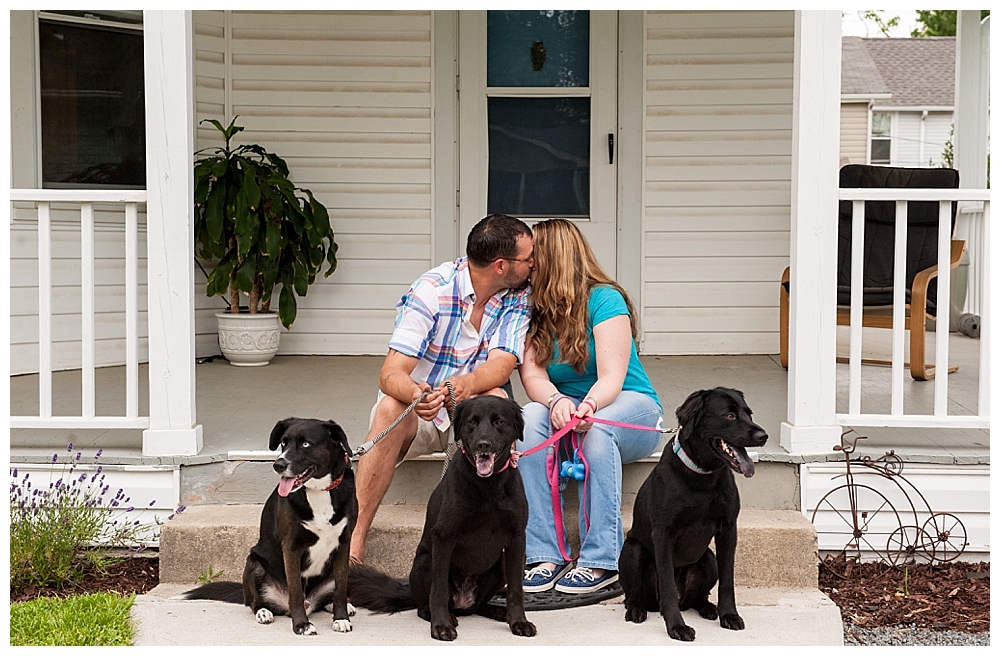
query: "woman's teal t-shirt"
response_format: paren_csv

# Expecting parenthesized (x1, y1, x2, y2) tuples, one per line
(545, 285, 660, 406)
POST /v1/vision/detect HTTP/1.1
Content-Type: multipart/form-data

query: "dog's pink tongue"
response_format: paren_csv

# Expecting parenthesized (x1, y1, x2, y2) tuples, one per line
(277, 476, 297, 497)
(735, 449, 755, 478)
(476, 454, 496, 477)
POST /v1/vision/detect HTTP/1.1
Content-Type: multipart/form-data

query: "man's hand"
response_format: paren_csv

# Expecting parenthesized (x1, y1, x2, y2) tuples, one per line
(413, 383, 440, 421)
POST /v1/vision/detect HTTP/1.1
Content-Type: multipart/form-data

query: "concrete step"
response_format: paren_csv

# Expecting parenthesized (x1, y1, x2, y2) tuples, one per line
(159, 504, 818, 589)
(180, 452, 800, 511)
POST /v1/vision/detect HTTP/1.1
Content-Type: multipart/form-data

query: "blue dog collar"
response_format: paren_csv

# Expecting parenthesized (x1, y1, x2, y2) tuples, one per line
(671, 438, 712, 475)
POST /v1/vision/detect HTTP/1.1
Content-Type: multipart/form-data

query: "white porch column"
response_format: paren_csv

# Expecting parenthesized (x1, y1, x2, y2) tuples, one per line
(142, 10, 202, 456)
(954, 12, 989, 189)
(780, 11, 842, 455)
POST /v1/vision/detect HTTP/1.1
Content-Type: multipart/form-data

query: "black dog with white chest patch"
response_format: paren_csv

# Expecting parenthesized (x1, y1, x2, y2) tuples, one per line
(348, 395, 536, 641)
(178, 418, 358, 636)
(619, 388, 767, 641)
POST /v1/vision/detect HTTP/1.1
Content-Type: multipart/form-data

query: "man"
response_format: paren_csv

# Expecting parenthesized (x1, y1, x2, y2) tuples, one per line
(349, 214, 534, 565)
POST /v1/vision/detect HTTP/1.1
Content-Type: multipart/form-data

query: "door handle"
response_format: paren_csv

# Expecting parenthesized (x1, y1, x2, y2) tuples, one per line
(608, 133, 614, 164)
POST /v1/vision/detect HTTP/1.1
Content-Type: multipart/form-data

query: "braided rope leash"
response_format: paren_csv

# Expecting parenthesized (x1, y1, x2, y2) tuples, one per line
(437, 381, 459, 481)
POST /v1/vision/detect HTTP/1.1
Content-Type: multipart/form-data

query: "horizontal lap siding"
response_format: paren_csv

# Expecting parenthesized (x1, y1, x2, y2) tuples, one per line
(840, 102, 869, 166)
(9, 209, 149, 374)
(642, 10, 793, 355)
(193, 10, 432, 357)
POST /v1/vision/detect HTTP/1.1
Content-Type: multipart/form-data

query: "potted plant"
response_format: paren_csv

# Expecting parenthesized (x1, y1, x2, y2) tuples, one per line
(193, 117, 338, 365)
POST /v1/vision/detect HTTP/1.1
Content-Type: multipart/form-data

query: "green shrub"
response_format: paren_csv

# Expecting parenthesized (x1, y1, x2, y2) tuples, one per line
(9, 445, 166, 590)
(10, 592, 136, 646)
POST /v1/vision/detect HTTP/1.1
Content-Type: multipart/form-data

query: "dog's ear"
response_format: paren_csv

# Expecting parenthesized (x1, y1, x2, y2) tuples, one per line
(323, 420, 351, 455)
(451, 401, 465, 445)
(268, 418, 296, 451)
(675, 390, 708, 434)
(509, 399, 525, 440)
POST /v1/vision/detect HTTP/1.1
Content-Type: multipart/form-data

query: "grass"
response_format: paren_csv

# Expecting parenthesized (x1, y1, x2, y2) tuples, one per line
(10, 592, 136, 646)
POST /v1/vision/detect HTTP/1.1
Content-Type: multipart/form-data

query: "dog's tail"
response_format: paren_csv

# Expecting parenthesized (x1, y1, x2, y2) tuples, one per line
(348, 564, 416, 614)
(174, 581, 244, 604)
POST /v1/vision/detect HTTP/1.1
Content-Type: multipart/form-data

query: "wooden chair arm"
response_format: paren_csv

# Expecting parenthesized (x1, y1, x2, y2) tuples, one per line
(911, 240, 965, 315)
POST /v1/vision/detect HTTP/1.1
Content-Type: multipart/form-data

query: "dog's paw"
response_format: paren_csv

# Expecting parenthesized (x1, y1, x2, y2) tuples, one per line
(347, 602, 357, 617)
(431, 623, 458, 641)
(696, 600, 718, 621)
(509, 620, 537, 637)
(667, 623, 696, 642)
(332, 619, 353, 633)
(720, 613, 745, 631)
(255, 608, 274, 624)
(624, 605, 647, 624)
(294, 621, 318, 636)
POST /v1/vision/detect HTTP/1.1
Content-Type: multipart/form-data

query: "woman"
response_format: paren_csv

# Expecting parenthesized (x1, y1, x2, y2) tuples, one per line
(518, 219, 663, 595)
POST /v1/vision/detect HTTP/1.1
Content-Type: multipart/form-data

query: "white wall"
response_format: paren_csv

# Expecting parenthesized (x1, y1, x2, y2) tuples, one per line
(192, 10, 434, 357)
(641, 10, 794, 354)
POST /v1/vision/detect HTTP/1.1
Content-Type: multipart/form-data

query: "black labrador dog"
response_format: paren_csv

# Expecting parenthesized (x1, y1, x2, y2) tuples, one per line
(348, 395, 536, 641)
(619, 388, 768, 641)
(178, 418, 357, 636)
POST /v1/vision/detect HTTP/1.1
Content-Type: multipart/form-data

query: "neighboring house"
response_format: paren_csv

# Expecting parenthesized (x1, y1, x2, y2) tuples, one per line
(8, 11, 991, 557)
(841, 36, 956, 168)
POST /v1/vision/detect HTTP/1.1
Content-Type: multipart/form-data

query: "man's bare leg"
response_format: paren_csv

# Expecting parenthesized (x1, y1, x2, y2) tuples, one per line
(350, 396, 418, 564)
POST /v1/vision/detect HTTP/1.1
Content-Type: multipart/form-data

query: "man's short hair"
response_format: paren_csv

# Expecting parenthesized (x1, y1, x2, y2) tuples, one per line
(466, 214, 532, 267)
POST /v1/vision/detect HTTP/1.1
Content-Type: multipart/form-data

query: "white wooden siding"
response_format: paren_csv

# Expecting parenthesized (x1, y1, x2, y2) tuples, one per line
(894, 111, 953, 167)
(642, 10, 794, 355)
(192, 10, 433, 357)
(9, 207, 150, 375)
(839, 101, 869, 166)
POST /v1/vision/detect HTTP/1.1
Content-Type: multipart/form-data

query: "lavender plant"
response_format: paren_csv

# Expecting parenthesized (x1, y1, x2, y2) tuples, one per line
(9, 444, 169, 590)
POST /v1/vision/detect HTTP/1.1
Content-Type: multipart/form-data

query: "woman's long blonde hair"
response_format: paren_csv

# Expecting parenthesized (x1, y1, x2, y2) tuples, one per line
(528, 219, 638, 373)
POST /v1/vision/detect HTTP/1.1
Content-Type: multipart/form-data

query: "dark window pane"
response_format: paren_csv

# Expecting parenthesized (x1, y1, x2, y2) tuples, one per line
(487, 11, 589, 88)
(40, 19, 145, 188)
(487, 96, 590, 218)
(871, 138, 891, 163)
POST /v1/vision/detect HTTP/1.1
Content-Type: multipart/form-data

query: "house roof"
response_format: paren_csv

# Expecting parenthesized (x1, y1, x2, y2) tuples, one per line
(841, 36, 955, 108)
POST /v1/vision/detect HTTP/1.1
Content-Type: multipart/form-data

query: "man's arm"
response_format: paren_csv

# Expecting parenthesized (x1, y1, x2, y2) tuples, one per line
(378, 349, 440, 421)
(442, 348, 518, 402)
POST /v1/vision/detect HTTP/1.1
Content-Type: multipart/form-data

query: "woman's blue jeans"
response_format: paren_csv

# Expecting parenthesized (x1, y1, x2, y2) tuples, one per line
(519, 391, 662, 571)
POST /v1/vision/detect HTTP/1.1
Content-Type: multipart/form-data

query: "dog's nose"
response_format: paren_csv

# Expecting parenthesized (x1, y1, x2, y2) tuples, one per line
(752, 429, 768, 446)
(273, 458, 288, 474)
(476, 439, 492, 452)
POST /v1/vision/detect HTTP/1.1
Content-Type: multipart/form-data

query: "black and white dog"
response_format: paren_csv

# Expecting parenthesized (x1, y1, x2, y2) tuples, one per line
(619, 388, 768, 641)
(348, 395, 536, 641)
(178, 418, 358, 636)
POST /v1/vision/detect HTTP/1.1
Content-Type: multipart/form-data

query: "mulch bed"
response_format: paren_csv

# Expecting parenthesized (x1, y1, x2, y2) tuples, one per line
(10, 556, 159, 604)
(819, 555, 989, 634)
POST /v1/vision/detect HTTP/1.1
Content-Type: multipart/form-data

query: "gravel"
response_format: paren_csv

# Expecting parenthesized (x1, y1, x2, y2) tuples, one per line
(844, 623, 990, 646)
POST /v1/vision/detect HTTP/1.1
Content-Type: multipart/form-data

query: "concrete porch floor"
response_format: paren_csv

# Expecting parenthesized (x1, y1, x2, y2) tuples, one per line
(9, 328, 989, 467)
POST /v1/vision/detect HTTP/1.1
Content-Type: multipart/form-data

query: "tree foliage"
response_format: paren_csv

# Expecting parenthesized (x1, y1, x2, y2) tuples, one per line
(911, 10, 990, 37)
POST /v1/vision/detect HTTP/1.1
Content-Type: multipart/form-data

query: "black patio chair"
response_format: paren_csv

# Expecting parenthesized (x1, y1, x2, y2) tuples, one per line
(780, 164, 964, 380)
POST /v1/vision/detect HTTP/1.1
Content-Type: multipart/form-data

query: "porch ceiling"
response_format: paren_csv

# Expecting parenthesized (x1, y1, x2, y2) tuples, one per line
(9, 331, 988, 467)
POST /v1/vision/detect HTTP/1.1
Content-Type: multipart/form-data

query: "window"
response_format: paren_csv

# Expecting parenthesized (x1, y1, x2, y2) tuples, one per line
(39, 12, 145, 188)
(870, 112, 891, 165)
(485, 10, 591, 218)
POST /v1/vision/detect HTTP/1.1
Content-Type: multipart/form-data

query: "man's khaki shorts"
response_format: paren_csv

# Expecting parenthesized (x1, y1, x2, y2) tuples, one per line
(368, 399, 452, 465)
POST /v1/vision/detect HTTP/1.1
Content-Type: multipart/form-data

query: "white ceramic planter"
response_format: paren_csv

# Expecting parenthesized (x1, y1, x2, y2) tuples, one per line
(215, 312, 281, 366)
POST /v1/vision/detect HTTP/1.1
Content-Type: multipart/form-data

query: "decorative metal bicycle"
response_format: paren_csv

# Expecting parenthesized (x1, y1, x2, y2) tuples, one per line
(810, 430, 967, 578)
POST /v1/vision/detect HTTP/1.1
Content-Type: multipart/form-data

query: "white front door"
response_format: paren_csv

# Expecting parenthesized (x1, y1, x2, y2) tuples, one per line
(459, 10, 618, 273)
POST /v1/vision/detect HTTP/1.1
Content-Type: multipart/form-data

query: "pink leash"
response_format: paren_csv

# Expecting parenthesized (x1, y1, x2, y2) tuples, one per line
(517, 414, 674, 562)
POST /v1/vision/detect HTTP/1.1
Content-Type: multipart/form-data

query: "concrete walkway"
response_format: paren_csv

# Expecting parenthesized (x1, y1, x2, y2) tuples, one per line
(133, 583, 844, 646)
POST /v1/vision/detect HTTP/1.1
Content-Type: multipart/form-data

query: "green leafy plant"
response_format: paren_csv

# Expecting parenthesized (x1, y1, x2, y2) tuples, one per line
(895, 566, 910, 597)
(197, 565, 224, 584)
(194, 117, 338, 329)
(9, 445, 166, 590)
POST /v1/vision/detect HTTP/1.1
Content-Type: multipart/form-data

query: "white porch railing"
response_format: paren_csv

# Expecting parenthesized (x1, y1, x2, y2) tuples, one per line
(9, 189, 149, 430)
(837, 188, 990, 429)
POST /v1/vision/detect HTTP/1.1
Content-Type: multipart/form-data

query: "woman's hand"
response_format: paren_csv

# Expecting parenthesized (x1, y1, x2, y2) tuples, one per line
(573, 397, 596, 432)
(549, 396, 577, 431)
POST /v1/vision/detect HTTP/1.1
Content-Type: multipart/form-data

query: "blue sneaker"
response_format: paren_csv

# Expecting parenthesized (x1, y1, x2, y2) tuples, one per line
(523, 562, 574, 593)
(554, 566, 619, 594)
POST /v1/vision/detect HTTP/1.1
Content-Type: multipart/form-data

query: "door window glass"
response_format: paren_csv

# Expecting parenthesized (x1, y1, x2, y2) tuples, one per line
(487, 11, 589, 88)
